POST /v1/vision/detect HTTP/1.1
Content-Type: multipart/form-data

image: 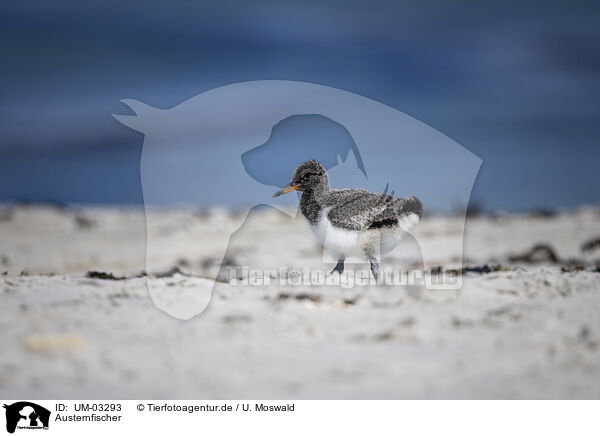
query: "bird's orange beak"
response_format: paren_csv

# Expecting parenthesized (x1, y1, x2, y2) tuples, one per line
(273, 183, 301, 197)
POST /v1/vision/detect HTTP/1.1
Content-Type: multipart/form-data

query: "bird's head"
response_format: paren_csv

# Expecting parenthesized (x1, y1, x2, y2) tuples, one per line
(273, 160, 328, 197)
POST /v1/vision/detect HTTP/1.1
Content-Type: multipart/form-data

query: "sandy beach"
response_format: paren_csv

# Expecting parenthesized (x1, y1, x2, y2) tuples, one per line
(1, 205, 599, 399)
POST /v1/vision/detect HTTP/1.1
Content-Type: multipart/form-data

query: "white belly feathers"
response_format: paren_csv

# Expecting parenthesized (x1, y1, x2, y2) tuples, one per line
(306, 208, 419, 257)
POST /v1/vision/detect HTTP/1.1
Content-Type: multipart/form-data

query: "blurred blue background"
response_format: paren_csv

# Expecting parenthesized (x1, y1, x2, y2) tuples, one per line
(1, 0, 599, 212)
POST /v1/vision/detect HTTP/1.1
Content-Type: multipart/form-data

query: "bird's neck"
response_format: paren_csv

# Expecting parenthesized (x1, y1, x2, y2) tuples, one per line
(300, 181, 329, 225)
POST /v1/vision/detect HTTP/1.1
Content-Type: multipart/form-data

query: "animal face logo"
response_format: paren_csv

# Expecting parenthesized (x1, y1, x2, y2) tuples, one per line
(3, 402, 50, 434)
(241, 114, 367, 189)
(113, 80, 481, 320)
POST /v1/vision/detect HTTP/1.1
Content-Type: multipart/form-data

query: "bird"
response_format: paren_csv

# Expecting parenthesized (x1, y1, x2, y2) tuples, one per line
(273, 160, 423, 280)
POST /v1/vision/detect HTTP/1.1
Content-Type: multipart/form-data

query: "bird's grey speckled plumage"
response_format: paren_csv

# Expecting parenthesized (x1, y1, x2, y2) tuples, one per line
(303, 188, 423, 231)
(274, 160, 423, 280)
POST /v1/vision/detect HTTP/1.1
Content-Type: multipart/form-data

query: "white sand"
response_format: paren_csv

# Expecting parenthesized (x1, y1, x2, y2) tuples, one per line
(0, 205, 599, 398)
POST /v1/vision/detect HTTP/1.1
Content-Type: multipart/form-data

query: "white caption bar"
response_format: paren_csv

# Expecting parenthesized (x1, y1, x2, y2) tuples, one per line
(0, 400, 597, 436)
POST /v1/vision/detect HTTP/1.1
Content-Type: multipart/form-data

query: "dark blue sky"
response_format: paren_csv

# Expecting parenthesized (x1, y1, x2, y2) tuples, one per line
(1, 0, 599, 211)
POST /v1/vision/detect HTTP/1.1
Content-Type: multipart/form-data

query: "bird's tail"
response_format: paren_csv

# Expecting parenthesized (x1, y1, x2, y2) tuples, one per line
(377, 185, 423, 222)
(396, 196, 423, 232)
(400, 195, 423, 219)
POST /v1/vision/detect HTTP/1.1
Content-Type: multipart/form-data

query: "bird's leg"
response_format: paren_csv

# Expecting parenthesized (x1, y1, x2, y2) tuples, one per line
(330, 256, 345, 275)
(370, 260, 380, 282)
(363, 246, 381, 283)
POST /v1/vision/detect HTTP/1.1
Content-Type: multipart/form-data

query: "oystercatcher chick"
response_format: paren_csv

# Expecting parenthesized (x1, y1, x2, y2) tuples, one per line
(274, 160, 423, 280)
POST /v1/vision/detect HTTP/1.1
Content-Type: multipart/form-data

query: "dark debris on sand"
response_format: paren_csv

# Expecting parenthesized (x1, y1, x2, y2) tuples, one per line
(85, 271, 126, 280)
(527, 208, 557, 219)
(74, 215, 96, 230)
(277, 292, 322, 303)
(458, 264, 507, 274)
(0, 208, 14, 222)
(508, 243, 595, 271)
(154, 266, 188, 278)
(581, 237, 600, 253)
(431, 264, 507, 276)
(508, 244, 560, 263)
(430, 240, 600, 276)
(85, 266, 231, 282)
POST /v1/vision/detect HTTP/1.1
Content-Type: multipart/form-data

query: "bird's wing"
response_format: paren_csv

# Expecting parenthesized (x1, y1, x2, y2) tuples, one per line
(325, 189, 398, 231)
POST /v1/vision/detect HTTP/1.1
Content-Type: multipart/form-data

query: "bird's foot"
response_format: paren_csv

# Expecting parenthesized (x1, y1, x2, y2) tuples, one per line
(330, 258, 345, 275)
